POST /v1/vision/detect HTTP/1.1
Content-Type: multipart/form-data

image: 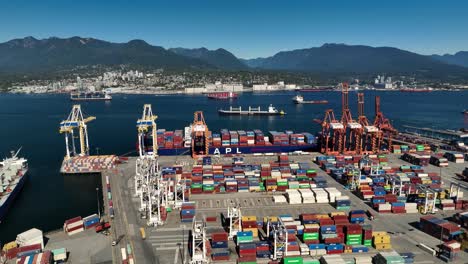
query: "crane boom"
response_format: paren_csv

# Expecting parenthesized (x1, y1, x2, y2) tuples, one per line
(59, 105, 95, 158)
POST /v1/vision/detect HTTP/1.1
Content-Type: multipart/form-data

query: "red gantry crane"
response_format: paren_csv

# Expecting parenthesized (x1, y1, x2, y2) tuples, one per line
(357, 93, 382, 154)
(191, 111, 210, 158)
(320, 109, 345, 155)
(373, 96, 397, 152)
(340, 83, 363, 154)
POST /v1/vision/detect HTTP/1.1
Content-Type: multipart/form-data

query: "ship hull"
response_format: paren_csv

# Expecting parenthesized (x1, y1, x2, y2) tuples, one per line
(218, 110, 284, 115)
(0, 169, 28, 222)
(294, 101, 328, 104)
(70, 97, 112, 101)
(156, 144, 317, 156)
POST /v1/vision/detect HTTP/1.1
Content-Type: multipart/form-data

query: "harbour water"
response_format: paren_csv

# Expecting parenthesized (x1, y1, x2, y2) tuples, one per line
(0, 90, 466, 242)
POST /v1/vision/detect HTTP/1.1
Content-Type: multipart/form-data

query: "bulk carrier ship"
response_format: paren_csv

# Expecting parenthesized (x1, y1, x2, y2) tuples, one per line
(70, 91, 112, 101)
(0, 149, 28, 222)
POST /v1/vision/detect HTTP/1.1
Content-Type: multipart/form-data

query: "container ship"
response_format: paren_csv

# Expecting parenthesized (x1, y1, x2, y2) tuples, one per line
(218, 105, 285, 115)
(141, 128, 317, 156)
(292, 95, 328, 104)
(70, 91, 112, 101)
(0, 149, 28, 222)
(207, 92, 238, 99)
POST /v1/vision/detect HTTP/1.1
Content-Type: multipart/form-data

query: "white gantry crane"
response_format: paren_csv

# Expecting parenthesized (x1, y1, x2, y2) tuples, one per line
(59, 105, 95, 159)
(227, 206, 242, 240)
(136, 104, 158, 158)
(270, 217, 288, 260)
(190, 219, 209, 264)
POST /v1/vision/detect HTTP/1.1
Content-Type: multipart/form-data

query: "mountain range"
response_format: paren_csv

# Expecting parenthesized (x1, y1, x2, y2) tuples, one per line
(431, 51, 468, 68)
(0, 37, 467, 79)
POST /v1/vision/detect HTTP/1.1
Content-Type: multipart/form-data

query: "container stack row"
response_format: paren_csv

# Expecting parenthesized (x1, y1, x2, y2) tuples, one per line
(176, 157, 329, 195)
(419, 216, 464, 242)
(316, 154, 466, 214)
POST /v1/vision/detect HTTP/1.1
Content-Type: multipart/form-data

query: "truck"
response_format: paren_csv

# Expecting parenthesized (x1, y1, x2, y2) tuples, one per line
(95, 222, 111, 233)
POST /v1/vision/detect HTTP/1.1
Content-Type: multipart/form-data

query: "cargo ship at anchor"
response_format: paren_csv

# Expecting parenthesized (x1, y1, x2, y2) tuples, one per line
(70, 91, 112, 101)
(0, 149, 28, 222)
(137, 111, 317, 156)
(292, 95, 328, 104)
(207, 92, 238, 99)
(218, 104, 286, 115)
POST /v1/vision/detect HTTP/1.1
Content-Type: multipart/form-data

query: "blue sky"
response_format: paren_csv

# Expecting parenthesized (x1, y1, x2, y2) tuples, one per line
(1, 0, 467, 58)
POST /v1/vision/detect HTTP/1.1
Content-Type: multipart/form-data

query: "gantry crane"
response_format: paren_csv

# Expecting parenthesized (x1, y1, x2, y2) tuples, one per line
(340, 83, 363, 154)
(59, 105, 96, 159)
(320, 109, 345, 154)
(227, 206, 242, 239)
(137, 104, 158, 158)
(373, 96, 397, 152)
(357, 93, 382, 154)
(191, 111, 209, 158)
(190, 219, 209, 264)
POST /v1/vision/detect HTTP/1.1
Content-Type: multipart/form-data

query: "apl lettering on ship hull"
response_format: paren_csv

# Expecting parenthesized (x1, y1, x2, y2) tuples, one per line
(156, 144, 317, 156)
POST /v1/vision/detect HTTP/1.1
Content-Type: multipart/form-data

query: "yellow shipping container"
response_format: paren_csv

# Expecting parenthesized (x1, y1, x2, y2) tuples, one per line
(2, 241, 17, 251)
(374, 243, 392, 250)
(267, 186, 277, 191)
(330, 212, 346, 217)
(242, 216, 257, 222)
(263, 216, 278, 223)
(243, 228, 258, 237)
(372, 231, 388, 237)
(315, 214, 329, 219)
(373, 236, 391, 244)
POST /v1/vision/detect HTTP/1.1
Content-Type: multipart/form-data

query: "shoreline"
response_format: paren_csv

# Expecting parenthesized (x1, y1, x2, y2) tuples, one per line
(3, 88, 468, 95)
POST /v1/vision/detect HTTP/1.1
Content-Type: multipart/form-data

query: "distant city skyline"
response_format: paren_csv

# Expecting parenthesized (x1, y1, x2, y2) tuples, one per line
(1, 0, 467, 58)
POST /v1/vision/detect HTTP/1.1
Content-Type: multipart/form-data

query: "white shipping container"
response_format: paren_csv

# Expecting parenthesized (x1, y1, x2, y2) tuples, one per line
(67, 227, 84, 236)
(66, 220, 84, 230)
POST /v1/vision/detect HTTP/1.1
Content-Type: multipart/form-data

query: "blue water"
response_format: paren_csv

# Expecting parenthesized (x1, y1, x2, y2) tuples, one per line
(0, 90, 466, 242)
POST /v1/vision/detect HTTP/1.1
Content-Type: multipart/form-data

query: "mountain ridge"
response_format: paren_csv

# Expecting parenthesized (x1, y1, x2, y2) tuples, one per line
(1, 37, 467, 79)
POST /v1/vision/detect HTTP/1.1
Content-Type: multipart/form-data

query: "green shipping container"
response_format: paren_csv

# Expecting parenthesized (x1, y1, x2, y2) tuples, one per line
(306, 169, 316, 173)
(303, 233, 319, 240)
(283, 257, 303, 264)
(346, 234, 362, 239)
(363, 240, 372, 246)
(336, 206, 351, 210)
(166, 207, 172, 212)
(107, 192, 112, 200)
(191, 183, 202, 188)
(303, 260, 320, 264)
(346, 241, 361, 245)
(277, 182, 288, 186)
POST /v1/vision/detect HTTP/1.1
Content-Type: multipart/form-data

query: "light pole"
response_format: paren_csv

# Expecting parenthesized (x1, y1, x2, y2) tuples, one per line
(96, 187, 101, 219)
(96, 147, 100, 156)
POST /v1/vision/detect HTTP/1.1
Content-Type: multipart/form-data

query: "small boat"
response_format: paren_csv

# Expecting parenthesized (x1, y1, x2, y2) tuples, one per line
(207, 92, 238, 99)
(292, 95, 328, 104)
(218, 104, 286, 115)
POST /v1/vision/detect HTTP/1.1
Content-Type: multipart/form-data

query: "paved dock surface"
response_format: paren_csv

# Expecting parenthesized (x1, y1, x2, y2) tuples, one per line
(107, 153, 467, 264)
(42, 228, 112, 264)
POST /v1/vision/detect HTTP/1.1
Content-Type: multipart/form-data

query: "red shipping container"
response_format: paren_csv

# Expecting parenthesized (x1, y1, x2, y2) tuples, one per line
(5, 247, 19, 260)
(64, 216, 82, 225)
(212, 255, 230, 261)
(238, 248, 256, 257)
(327, 249, 344, 254)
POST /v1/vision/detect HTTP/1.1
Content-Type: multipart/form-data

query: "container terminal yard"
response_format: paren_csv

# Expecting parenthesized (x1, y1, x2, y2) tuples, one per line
(2, 83, 468, 264)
